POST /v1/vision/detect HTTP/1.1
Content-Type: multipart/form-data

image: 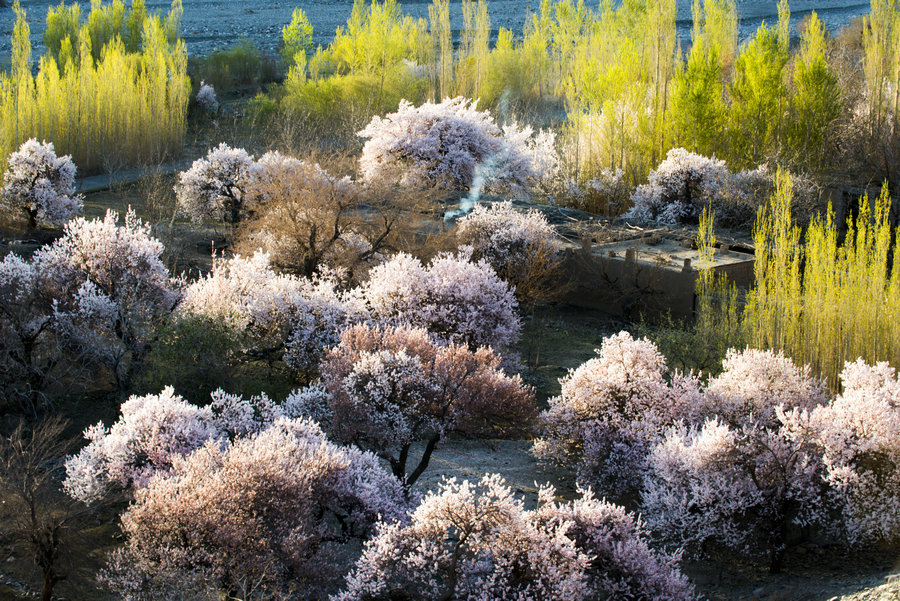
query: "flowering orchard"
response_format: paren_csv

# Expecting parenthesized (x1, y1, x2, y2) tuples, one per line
(534, 332, 900, 572)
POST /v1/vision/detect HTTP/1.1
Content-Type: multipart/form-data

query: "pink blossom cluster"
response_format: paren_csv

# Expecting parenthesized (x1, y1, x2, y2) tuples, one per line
(812, 360, 900, 543)
(179, 250, 357, 371)
(0, 139, 83, 228)
(335, 474, 694, 601)
(533, 331, 702, 497)
(357, 97, 559, 196)
(456, 201, 561, 276)
(356, 250, 520, 352)
(320, 324, 535, 485)
(101, 416, 405, 601)
(195, 80, 219, 114)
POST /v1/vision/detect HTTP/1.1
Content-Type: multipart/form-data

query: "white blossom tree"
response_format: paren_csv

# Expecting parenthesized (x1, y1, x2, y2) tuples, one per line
(355, 250, 520, 352)
(357, 97, 558, 196)
(174, 143, 254, 227)
(64, 386, 285, 504)
(195, 80, 219, 114)
(0, 139, 83, 229)
(456, 201, 563, 306)
(625, 148, 731, 225)
(179, 250, 357, 374)
(31, 209, 176, 388)
(533, 331, 703, 497)
(812, 359, 900, 544)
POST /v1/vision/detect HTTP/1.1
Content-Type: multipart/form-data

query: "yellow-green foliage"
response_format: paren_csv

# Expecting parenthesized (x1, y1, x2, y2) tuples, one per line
(862, 0, 900, 137)
(1, 0, 189, 175)
(787, 12, 841, 171)
(744, 171, 900, 388)
(694, 206, 744, 369)
(275, 0, 429, 129)
(327, 0, 428, 79)
(727, 23, 790, 167)
(457, 0, 491, 100)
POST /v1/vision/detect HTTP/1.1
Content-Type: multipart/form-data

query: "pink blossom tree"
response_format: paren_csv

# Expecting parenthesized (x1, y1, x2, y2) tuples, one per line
(64, 386, 285, 504)
(642, 348, 830, 572)
(356, 250, 520, 352)
(456, 201, 562, 306)
(102, 417, 405, 601)
(335, 474, 694, 601)
(812, 359, 900, 544)
(0, 139, 83, 230)
(533, 331, 702, 497)
(318, 324, 535, 486)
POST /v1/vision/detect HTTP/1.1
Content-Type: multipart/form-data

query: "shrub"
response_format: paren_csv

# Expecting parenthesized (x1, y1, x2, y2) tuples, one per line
(192, 38, 265, 91)
(533, 331, 702, 497)
(134, 314, 244, 404)
(335, 474, 694, 601)
(356, 250, 520, 352)
(102, 417, 404, 601)
(318, 324, 535, 486)
(0, 139, 83, 229)
(456, 201, 563, 307)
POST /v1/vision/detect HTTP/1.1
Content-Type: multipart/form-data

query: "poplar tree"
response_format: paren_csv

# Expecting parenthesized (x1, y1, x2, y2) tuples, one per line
(727, 24, 789, 167)
(787, 12, 841, 171)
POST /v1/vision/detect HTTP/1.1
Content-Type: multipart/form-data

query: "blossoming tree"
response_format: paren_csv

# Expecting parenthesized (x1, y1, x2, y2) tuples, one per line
(318, 324, 535, 486)
(335, 474, 694, 601)
(0, 139, 83, 229)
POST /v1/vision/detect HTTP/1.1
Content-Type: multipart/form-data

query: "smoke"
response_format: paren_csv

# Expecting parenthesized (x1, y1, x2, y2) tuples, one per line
(444, 157, 496, 222)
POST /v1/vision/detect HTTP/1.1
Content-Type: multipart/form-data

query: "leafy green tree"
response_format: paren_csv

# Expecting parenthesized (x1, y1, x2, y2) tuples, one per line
(669, 38, 726, 156)
(281, 7, 314, 66)
(787, 12, 841, 171)
(727, 23, 789, 167)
